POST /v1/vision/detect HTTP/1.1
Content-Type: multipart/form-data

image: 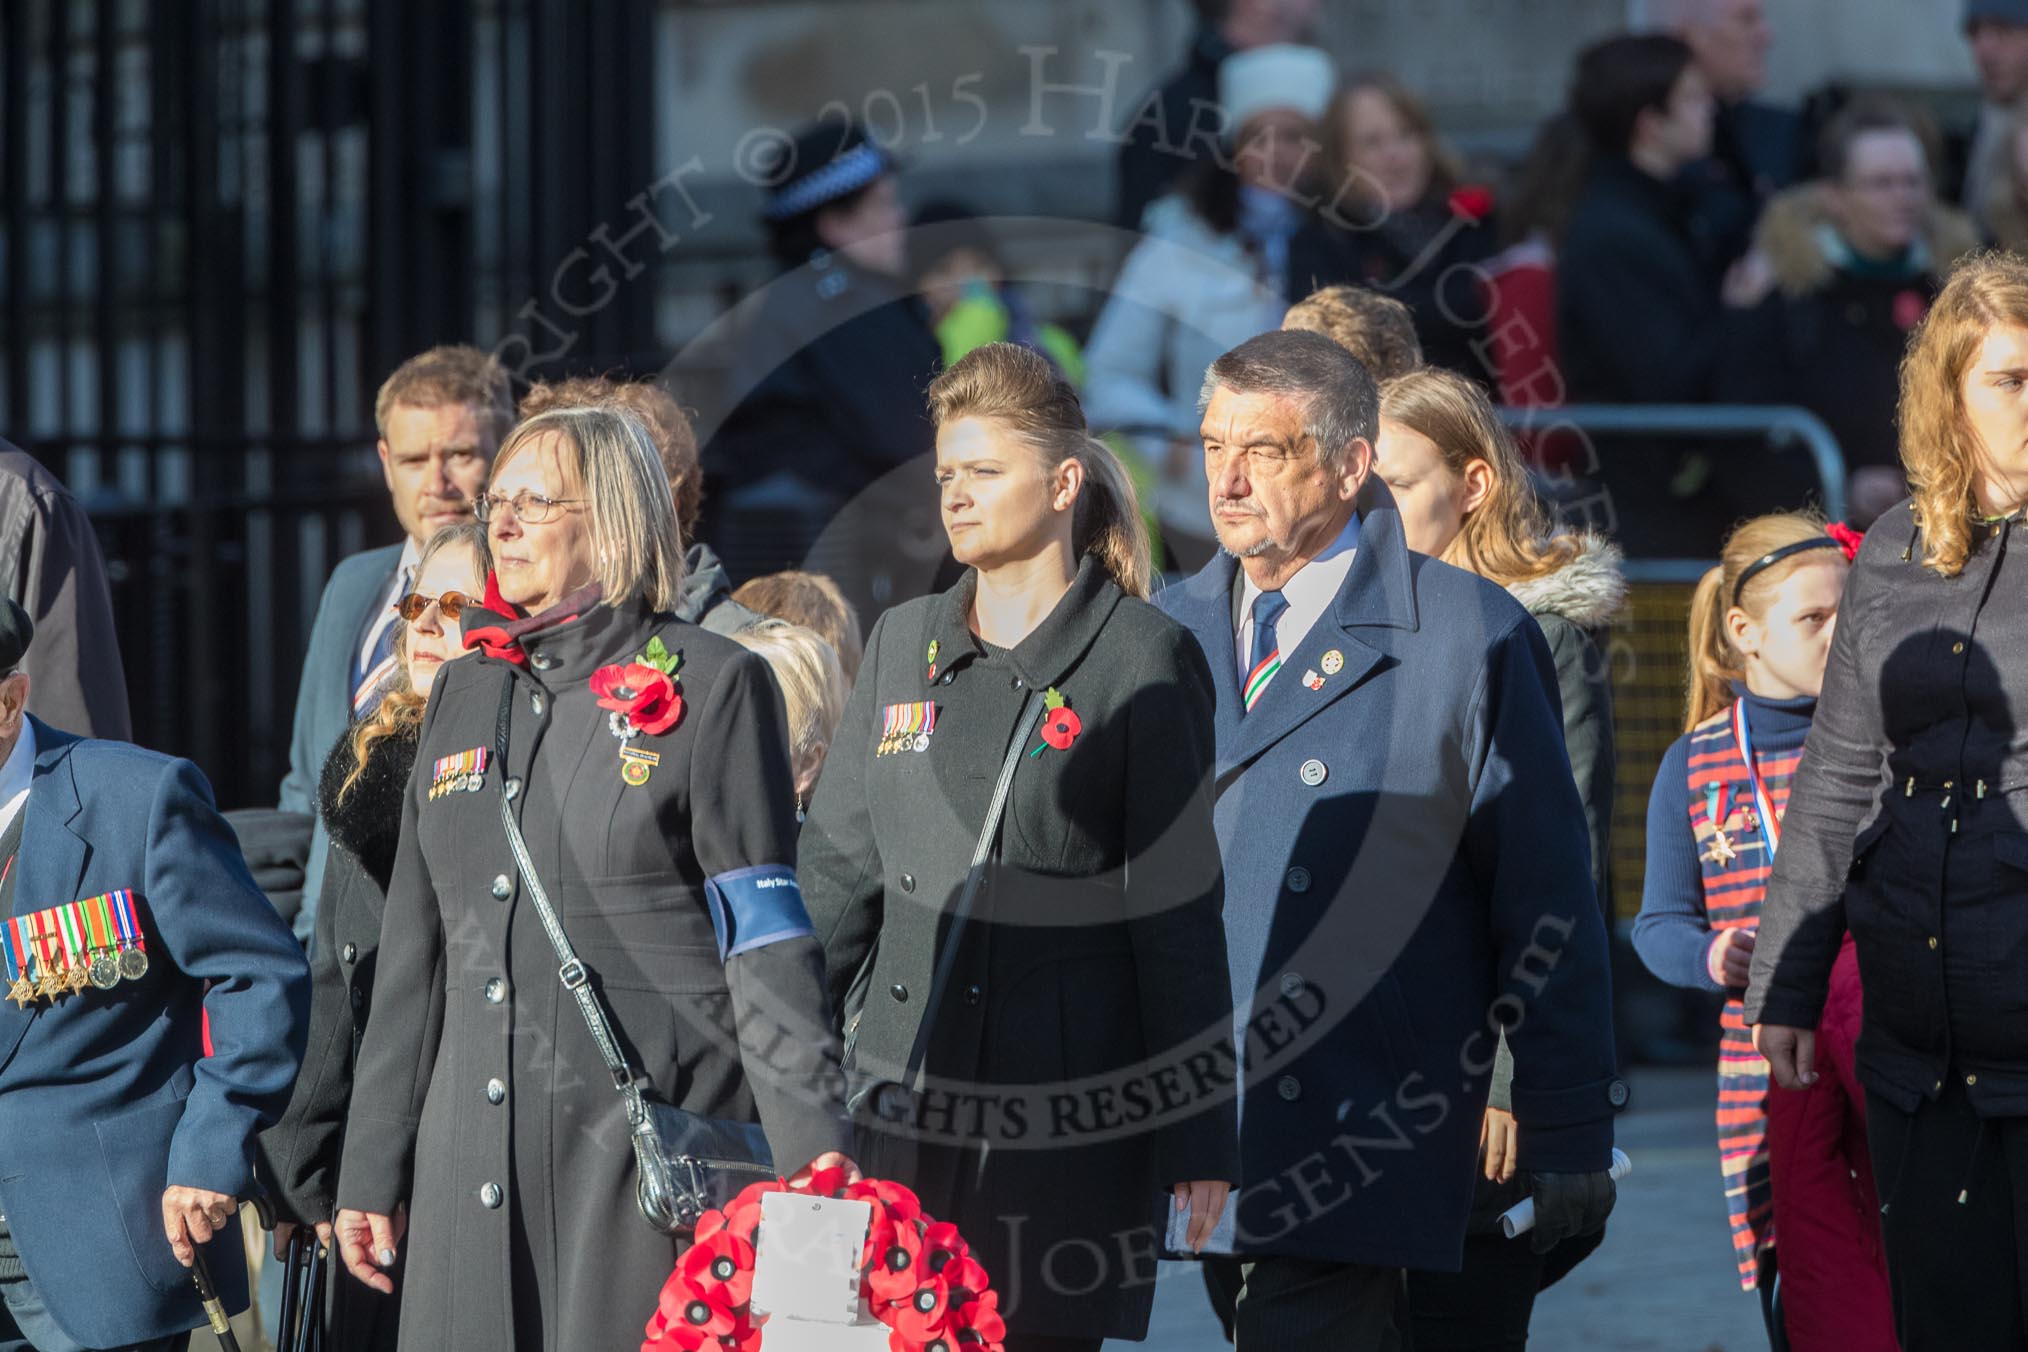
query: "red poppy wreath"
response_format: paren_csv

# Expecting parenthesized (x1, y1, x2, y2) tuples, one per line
(641, 1173, 1007, 1352)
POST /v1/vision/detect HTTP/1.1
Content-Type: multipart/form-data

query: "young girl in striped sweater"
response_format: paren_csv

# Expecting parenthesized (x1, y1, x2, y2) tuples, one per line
(1634, 512, 1891, 1351)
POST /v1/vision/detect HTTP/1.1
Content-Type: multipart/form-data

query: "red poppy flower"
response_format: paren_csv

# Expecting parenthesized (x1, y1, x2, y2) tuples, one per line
(1039, 707, 1081, 751)
(1448, 184, 1495, 222)
(672, 1281, 738, 1340)
(678, 1230, 755, 1309)
(802, 1164, 849, 1198)
(888, 1275, 953, 1342)
(922, 1221, 968, 1278)
(941, 1255, 991, 1305)
(591, 661, 684, 735)
(1893, 288, 1929, 331)
(729, 1178, 788, 1214)
(949, 1289, 1007, 1347)
(847, 1178, 924, 1228)
(1826, 521, 1865, 562)
(722, 1313, 765, 1352)
(859, 1212, 899, 1273)
(867, 1222, 926, 1305)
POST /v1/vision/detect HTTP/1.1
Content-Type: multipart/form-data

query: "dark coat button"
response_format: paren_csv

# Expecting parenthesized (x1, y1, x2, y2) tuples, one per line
(341, 943, 358, 964)
(350, 988, 364, 1009)
(485, 978, 507, 1004)
(1277, 1076, 1301, 1101)
(1285, 867, 1312, 893)
(890, 983, 909, 1003)
(530, 651, 556, 671)
(492, 874, 512, 900)
(964, 984, 983, 1005)
(1279, 972, 1305, 997)
(479, 1182, 503, 1208)
(1607, 1079, 1630, 1108)
(486, 1078, 507, 1105)
(530, 690, 546, 716)
(900, 873, 915, 893)
(1011, 676, 1025, 690)
(940, 671, 954, 685)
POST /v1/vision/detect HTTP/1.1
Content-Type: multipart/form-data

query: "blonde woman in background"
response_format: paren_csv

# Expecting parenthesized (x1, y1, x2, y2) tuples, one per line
(733, 619, 847, 820)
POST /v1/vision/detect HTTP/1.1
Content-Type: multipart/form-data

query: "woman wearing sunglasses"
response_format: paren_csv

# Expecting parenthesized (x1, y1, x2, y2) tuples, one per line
(258, 521, 495, 1350)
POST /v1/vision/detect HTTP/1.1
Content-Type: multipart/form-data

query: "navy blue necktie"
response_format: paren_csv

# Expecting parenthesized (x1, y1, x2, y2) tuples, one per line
(1244, 590, 1288, 712)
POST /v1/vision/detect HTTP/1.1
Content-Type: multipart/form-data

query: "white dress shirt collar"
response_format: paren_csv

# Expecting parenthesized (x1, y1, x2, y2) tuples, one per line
(1234, 512, 1360, 680)
(0, 719, 40, 845)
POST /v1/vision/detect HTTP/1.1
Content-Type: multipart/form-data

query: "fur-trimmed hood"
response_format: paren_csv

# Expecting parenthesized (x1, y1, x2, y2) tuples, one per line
(1756, 182, 1979, 297)
(1503, 533, 1627, 632)
(317, 720, 418, 892)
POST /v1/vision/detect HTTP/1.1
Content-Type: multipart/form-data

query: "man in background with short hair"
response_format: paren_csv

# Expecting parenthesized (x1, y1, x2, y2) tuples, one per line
(278, 345, 513, 944)
(1654, 0, 1809, 270)
(1961, 0, 2028, 225)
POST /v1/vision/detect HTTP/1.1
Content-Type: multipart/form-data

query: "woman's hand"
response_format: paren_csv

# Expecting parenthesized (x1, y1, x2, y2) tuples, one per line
(271, 1218, 337, 1262)
(788, 1151, 864, 1187)
(335, 1205, 408, 1294)
(1755, 1024, 1819, 1090)
(1170, 1180, 1231, 1252)
(1480, 1106, 1519, 1183)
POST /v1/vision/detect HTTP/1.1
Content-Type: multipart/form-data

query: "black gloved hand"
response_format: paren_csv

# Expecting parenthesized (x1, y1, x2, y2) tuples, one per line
(1527, 1168, 1616, 1254)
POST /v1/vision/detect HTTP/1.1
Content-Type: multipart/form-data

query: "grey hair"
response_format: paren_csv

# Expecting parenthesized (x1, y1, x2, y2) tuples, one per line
(493, 406, 685, 612)
(1197, 328, 1380, 473)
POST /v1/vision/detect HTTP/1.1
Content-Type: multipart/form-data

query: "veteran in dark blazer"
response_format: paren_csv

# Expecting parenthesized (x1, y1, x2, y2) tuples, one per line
(334, 407, 850, 1352)
(1156, 331, 1622, 1350)
(802, 344, 1238, 1350)
(0, 600, 309, 1352)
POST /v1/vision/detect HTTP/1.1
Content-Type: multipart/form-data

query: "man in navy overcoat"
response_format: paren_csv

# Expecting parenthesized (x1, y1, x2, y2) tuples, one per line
(1156, 330, 1622, 1347)
(0, 599, 309, 1351)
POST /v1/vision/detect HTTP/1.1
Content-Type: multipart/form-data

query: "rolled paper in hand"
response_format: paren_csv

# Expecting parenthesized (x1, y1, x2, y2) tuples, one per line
(1499, 1148, 1632, 1239)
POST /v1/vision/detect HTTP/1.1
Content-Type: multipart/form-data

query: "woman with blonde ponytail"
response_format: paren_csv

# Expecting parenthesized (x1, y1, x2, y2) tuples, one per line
(259, 522, 498, 1352)
(800, 342, 1237, 1351)
(1632, 511, 1880, 1346)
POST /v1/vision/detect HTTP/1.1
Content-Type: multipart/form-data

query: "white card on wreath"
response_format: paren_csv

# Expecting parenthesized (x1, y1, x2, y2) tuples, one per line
(750, 1193, 872, 1323)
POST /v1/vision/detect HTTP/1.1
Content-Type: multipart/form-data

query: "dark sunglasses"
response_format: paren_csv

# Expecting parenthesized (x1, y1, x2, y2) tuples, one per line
(396, 590, 478, 622)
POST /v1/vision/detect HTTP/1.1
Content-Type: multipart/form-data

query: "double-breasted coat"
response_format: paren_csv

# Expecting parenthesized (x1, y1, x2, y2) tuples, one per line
(800, 557, 1241, 1341)
(1155, 487, 1624, 1272)
(337, 589, 848, 1351)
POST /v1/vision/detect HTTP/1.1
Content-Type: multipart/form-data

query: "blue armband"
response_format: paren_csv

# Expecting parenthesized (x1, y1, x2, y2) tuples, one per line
(703, 864, 814, 960)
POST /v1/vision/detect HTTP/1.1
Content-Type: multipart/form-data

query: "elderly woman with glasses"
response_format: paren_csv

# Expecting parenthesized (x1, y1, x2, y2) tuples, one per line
(331, 406, 852, 1352)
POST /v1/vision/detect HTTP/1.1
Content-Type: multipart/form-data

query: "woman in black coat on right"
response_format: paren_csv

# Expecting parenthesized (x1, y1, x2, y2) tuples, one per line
(1749, 252, 2028, 1350)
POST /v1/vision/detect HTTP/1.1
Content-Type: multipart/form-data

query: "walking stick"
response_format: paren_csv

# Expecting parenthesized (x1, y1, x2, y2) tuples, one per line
(187, 1193, 274, 1352)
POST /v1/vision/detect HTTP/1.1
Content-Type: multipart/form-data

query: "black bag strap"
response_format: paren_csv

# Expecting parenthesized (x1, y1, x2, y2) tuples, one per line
(492, 679, 647, 1117)
(898, 691, 1046, 1088)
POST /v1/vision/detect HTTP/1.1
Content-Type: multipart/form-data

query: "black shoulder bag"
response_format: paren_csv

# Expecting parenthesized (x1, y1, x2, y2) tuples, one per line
(492, 679, 775, 1235)
(843, 692, 1045, 1113)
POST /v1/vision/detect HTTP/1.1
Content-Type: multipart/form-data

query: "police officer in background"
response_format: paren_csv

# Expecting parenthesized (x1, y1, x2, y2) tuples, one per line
(0, 599, 309, 1351)
(700, 120, 947, 619)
